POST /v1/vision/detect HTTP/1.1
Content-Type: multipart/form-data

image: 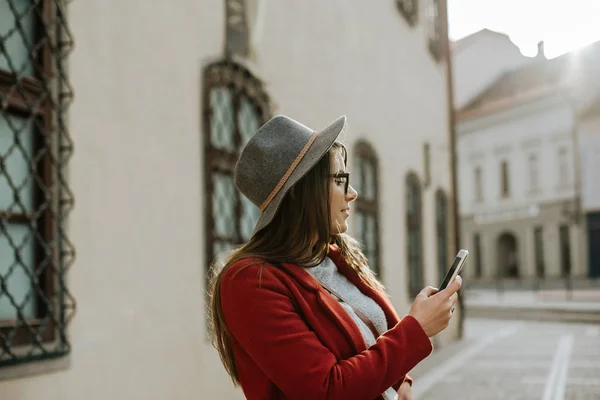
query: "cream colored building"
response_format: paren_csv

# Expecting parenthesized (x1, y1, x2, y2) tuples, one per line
(456, 41, 600, 283)
(0, 1, 459, 398)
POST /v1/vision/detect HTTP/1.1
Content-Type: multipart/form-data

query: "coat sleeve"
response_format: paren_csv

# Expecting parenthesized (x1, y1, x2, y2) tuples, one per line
(220, 264, 433, 400)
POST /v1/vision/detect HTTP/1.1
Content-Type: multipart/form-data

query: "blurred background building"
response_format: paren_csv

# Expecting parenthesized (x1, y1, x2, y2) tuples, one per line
(454, 31, 600, 286)
(0, 1, 459, 398)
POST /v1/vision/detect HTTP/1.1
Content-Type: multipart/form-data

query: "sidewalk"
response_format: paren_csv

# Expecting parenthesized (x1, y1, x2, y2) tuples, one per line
(463, 288, 600, 323)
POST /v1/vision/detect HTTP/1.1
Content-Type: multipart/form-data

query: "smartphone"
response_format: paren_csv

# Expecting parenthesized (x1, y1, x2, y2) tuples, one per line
(439, 249, 469, 291)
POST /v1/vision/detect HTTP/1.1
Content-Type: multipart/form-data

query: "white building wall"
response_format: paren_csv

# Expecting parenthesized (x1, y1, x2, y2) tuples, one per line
(0, 1, 457, 399)
(579, 114, 600, 212)
(457, 96, 590, 279)
(0, 0, 240, 399)
(458, 97, 577, 217)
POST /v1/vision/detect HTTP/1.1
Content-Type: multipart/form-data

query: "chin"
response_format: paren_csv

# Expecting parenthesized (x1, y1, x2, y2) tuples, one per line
(332, 222, 348, 234)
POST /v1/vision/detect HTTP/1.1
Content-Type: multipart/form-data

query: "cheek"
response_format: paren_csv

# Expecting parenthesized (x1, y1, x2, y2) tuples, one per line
(332, 189, 345, 210)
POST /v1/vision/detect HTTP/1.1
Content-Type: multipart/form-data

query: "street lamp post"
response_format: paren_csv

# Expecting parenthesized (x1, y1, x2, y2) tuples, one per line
(560, 93, 584, 301)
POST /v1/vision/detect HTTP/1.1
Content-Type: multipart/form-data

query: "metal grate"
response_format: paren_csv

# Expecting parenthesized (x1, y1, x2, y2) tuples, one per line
(203, 60, 270, 279)
(0, 0, 75, 367)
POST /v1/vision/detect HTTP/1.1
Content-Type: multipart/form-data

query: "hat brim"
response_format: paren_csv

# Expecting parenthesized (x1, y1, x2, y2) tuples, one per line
(251, 115, 347, 236)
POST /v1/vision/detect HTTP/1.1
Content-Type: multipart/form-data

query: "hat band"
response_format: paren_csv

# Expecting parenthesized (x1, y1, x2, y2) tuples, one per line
(259, 132, 318, 211)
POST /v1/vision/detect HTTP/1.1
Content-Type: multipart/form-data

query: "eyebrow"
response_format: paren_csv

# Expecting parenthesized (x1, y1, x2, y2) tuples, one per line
(332, 170, 347, 175)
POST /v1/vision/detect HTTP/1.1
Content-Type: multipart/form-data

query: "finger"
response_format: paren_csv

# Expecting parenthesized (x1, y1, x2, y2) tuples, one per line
(419, 286, 438, 298)
(440, 275, 462, 298)
(448, 292, 458, 307)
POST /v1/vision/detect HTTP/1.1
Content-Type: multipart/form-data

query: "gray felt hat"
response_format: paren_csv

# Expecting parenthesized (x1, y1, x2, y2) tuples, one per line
(233, 114, 347, 236)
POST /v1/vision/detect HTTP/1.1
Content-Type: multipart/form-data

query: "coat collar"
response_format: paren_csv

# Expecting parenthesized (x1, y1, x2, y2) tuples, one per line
(275, 245, 401, 353)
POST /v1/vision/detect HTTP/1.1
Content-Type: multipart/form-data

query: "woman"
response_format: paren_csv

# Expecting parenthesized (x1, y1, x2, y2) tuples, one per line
(209, 115, 461, 400)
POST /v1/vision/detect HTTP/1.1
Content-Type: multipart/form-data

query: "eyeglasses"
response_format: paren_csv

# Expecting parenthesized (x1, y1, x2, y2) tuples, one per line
(328, 173, 350, 195)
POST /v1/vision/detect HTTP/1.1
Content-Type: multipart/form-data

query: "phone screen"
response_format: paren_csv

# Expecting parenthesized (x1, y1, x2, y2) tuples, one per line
(439, 250, 468, 291)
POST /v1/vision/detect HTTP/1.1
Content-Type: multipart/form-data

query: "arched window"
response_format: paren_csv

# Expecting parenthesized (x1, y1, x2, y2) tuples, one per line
(353, 141, 381, 278)
(406, 172, 423, 297)
(436, 190, 449, 282)
(203, 60, 270, 279)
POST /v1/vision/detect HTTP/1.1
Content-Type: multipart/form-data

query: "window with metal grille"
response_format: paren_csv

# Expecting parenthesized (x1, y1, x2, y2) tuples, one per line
(435, 189, 448, 284)
(203, 60, 270, 283)
(396, 0, 418, 26)
(426, 0, 443, 61)
(405, 172, 423, 298)
(353, 141, 381, 279)
(0, 0, 75, 367)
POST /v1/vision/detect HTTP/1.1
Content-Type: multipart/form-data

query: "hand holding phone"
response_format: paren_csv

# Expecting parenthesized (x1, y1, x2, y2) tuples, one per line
(408, 249, 467, 337)
(409, 276, 462, 337)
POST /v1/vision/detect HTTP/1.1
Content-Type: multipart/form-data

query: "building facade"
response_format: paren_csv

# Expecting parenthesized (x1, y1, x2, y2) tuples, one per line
(0, 1, 459, 398)
(451, 29, 532, 109)
(579, 98, 600, 278)
(456, 42, 600, 284)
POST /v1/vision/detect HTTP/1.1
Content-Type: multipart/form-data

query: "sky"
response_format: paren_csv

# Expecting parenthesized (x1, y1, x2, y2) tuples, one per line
(448, 0, 600, 59)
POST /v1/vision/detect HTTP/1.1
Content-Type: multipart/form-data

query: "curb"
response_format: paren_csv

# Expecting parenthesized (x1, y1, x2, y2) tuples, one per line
(465, 305, 600, 324)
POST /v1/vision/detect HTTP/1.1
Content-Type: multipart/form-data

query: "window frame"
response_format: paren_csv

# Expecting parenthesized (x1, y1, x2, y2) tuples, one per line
(558, 147, 569, 188)
(435, 189, 448, 284)
(405, 172, 423, 298)
(202, 60, 271, 285)
(353, 141, 382, 279)
(0, 0, 75, 361)
(474, 166, 483, 202)
(473, 233, 482, 279)
(423, 142, 431, 188)
(500, 160, 510, 198)
(528, 153, 539, 193)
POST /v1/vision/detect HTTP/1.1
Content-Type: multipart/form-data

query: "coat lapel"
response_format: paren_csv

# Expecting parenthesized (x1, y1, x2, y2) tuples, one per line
(277, 258, 368, 354)
(276, 246, 401, 355)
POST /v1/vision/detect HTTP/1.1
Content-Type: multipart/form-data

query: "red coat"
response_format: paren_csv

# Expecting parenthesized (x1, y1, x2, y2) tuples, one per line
(220, 245, 433, 400)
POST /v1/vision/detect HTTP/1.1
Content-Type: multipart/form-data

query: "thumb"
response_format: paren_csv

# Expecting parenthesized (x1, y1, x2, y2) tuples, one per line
(418, 286, 438, 298)
(440, 275, 462, 298)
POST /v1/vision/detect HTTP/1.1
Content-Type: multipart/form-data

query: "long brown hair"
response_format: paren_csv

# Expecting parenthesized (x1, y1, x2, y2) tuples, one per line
(208, 142, 384, 386)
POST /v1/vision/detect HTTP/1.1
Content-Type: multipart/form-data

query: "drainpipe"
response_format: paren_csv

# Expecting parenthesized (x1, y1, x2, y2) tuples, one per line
(440, 0, 464, 338)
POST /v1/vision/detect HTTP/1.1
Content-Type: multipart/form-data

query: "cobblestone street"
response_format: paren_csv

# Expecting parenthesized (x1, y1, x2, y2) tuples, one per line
(410, 319, 600, 400)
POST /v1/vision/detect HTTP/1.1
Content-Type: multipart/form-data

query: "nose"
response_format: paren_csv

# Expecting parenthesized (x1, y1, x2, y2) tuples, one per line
(346, 184, 358, 201)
